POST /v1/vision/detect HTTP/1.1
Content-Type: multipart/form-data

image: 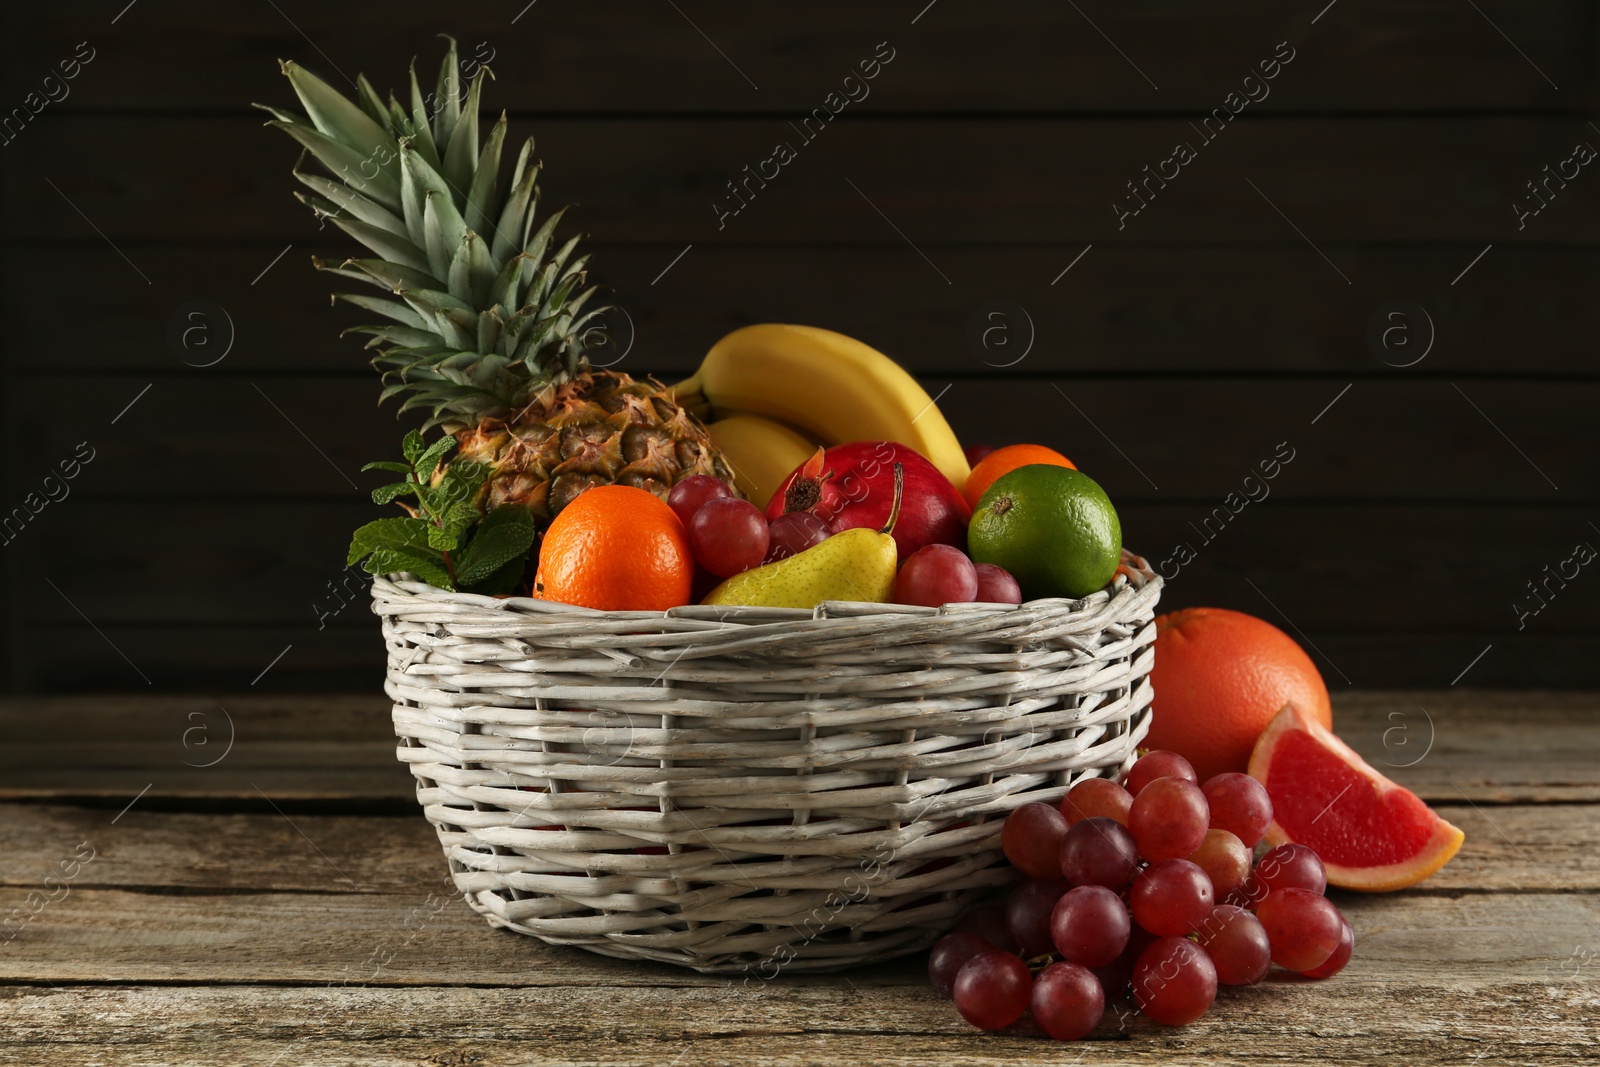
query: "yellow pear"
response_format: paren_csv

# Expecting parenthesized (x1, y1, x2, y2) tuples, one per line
(703, 464, 904, 609)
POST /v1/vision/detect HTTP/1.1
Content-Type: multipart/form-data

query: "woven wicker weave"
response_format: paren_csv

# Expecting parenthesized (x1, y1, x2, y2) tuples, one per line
(375, 551, 1161, 974)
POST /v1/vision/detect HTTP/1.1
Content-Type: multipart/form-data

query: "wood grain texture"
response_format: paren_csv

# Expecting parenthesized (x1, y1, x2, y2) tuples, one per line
(13, 244, 1600, 376)
(0, 973, 1595, 1067)
(5, 6, 1596, 691)
(8, 490, 1594, 688)
(0, 693, 407, 801)
(2, 800, 1593, 895)
(2, 692, 1595, 804)
(10, 502, 1590, 628)
(0, 884, 1593, 986)
(0, 694, 1594, 1064)
(6, 1, 1584, 114)
(16, 376, 1586, 501)
(0, 897, 1594, 1065)
(2, 2, 1595, 1054)
(11, 118, 1600, 245)
(1332, 691, 1600, 803)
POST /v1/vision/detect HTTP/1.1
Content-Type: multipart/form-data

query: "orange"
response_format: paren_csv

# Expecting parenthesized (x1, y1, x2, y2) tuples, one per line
(1250, 703, 1464, 891)
(1146, 607, 1332, 782)
(962, 444, 1076, 509)
(533, 485, 692, 611)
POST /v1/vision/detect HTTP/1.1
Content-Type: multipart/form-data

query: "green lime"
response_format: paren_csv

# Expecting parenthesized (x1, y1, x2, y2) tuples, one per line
(967, 464, 1121, 599)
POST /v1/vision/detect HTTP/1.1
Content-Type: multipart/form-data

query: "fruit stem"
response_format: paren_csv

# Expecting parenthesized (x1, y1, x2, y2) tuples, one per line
(880, 462, 904, 534)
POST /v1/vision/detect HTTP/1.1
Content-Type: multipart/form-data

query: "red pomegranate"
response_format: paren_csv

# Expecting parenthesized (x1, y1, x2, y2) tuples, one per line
(767, 442, 970, 561)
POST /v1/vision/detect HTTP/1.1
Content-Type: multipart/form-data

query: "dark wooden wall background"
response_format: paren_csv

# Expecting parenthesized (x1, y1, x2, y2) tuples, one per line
(1, 2, 1594, 692)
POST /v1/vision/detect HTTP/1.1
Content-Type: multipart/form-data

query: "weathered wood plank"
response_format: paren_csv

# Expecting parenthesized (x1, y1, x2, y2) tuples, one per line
(0, 694, 408, 802)
(1284, 631, 1600, 696)
(9, 622, 385, 693)
(1333, 691, 1600, 804)
(10, 118, 1598, 244)
(6, 1, 1582, 115)
(0, 806, 437, 895)
(0, 974, 1597, 1067)
(1, 693, 1596, 805)
(11, 502, 1593, 637)
(0, 883, 1593, 987)
(11, 609, 1597, 693)
(13, 244, 1600, 376)
(9, 621, 391, 693)
(0, 691, 1593, 1062)
(13, 376, 1592, 502)
(1, 800, 1592, 895)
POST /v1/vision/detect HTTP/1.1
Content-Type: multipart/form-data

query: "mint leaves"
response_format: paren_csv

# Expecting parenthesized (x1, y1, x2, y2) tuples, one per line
(347, 516, 453, 589)
(348, 430, 537, 594)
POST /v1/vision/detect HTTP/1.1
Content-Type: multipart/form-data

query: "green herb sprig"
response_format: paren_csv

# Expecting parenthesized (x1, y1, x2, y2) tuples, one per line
(348, 430, 536, 594)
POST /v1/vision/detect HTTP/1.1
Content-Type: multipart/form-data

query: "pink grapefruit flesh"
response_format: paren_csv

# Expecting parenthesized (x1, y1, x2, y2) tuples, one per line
(1248, 703, 1464, 892)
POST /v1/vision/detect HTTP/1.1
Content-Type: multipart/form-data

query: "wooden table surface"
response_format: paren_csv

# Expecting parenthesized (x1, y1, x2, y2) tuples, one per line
(2, 690, 1596, 1065)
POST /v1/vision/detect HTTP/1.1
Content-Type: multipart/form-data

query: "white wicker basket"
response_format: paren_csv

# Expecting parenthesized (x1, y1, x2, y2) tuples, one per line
(374, 551, 1161, 974)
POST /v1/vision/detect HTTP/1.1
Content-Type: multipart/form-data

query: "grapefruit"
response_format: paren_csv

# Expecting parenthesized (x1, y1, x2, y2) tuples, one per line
(1248, 703, 1464, 892)
(1147, 607, 1332, 782)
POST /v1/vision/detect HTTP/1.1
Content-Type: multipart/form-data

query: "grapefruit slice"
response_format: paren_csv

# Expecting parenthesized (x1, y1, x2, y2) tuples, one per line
(1248, 703, 1464, 892)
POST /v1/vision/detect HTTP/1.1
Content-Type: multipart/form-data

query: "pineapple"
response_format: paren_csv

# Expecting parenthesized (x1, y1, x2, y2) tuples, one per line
(258, 39, 735, 530)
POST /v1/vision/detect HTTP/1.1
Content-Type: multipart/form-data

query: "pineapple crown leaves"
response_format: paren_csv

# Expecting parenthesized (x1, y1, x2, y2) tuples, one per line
(255, 37, 611, 432)
(349, 429, 537, 593)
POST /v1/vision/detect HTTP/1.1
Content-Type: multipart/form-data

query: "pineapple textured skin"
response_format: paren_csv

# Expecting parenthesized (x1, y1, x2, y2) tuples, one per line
(455, 371, 732, 524)
(261, 38, 736, 528)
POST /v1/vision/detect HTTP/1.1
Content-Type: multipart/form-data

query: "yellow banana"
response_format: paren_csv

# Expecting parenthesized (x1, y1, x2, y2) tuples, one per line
(706, 414, 821, 510)
(677, 324, 972, 490)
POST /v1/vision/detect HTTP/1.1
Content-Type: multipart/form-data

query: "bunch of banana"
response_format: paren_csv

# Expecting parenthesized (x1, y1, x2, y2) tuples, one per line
(675, 324, 972, 505)
(704, 414, 819, 508)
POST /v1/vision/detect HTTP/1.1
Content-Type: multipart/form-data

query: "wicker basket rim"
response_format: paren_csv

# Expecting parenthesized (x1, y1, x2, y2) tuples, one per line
(373, 550, 1159, 623)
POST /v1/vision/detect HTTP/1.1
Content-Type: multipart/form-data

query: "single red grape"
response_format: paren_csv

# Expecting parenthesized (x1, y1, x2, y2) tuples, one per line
(1096, 924, 1156, 1005)
(1129, 858, 1215, 937)
(1050, 885, 1131, 968)
(1132, 937, 1217, 1026)
(1126, 750, 1198, 795)
(667, 474, 731, 528)
(1006, 878, 1069, 958)
(689, 497, 769, 577)
(764, 510, 830, 562)
(1194, 904, 1271, 986)
(1128, 777, 1209, 861)
(964, 443, 997, 466)
(973, 563, 1022, 604)
(1254, 843, 1328, 901)
(1002, 802, 1071, 880)
(1058, 817, 1140, 889)
(1300, 912, 1354, 979)
(928, 931, 993, 998)
(1059, 777, 1133, 826)
(895, 544, 979, 607)
(1186, 828, 1251, 900)
(1031, 961, 1105, 1041)
(953, 950, 1032, 1030)
(954, 905, 1018, 953)
(1255, 887, 1344, 971)
(690, 566, 721, 605)
(1202, 772, 1274, 847)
